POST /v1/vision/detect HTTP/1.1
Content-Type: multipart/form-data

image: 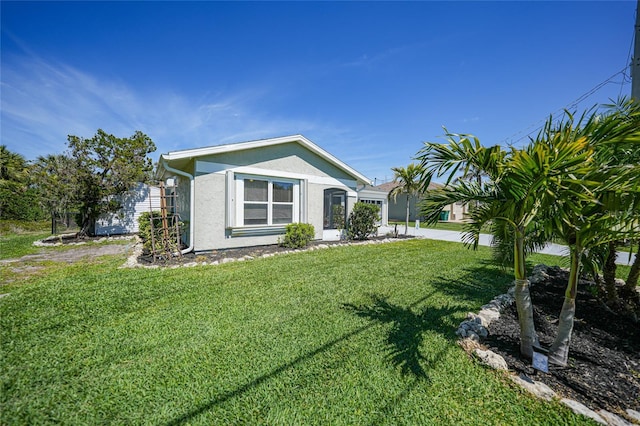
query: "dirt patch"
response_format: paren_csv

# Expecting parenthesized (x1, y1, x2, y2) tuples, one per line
(483, 266, 640, 414)
(1, 242, 132, 265)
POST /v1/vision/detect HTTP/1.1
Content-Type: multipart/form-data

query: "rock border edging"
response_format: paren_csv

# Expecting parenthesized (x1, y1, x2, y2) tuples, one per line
(456, 264, 638, 426)
(121, 236, 417, 269)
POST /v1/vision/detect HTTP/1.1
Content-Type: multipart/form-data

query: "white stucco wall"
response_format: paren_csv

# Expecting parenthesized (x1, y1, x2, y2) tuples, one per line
(187, 143, 362, 251)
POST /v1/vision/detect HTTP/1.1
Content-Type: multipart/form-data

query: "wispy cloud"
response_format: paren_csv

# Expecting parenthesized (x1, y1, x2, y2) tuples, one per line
(0, 55, 332, 160)
(0, 54, 406, 181)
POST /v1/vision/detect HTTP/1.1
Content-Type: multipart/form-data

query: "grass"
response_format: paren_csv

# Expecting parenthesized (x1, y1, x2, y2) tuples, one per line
(1, 220, 51, 260)
(0, 219, 50, 235)
(0, 232, 51, 260)
(1, 237, 594, 425)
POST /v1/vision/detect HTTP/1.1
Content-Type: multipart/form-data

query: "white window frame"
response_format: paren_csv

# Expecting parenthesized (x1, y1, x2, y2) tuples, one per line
(234, 174, 300, 227)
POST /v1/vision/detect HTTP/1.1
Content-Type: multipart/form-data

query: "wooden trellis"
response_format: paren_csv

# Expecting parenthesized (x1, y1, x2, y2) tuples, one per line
(148, 182, 182, 261)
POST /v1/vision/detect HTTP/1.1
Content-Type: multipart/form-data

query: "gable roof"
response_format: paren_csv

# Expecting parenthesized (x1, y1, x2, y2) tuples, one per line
(160, 134, 371, 184)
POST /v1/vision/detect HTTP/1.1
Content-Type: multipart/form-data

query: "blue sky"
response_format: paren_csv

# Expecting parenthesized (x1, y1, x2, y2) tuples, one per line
(1, 1, 636, 183)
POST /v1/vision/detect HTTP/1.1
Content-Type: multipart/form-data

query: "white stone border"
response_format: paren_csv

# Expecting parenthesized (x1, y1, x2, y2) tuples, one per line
(33, 234, 136, 247)
(457, 264, 639, 425)
(121, 237, 413, 270)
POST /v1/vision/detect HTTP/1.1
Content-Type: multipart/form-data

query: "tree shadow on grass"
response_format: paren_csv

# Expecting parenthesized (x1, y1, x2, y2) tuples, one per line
(164, 292, 465, 425)
(341, 293, 469, 426)
(429, 261, 516, 308)
(165, 319, 380, 425)
(342, 293, 465, 381)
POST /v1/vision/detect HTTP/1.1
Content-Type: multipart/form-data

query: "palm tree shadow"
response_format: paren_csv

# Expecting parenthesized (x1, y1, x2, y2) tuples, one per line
(430, 261, 515, 306)
(342, 294, 463, 381)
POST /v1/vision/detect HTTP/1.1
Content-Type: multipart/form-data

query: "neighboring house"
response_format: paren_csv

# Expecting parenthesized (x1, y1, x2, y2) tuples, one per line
(155, 135, 386, 252)
(377, 181, 469, 222)
(95, 183, 161, 236)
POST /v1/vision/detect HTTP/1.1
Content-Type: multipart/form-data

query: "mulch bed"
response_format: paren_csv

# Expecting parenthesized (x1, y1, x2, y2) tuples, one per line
(483, 266, 640, 414)
(137, 234, 415, 266)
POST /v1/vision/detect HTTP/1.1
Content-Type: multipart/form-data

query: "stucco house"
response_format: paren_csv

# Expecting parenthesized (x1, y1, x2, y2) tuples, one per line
(155, 135, 388, 253)
(377, 181, 469, 223)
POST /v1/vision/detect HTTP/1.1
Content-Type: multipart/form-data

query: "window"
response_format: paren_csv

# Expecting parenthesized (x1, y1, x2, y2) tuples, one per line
(235, 175, 298, 227)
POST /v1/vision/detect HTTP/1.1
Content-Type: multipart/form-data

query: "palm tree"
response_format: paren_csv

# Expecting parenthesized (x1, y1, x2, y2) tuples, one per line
(416, 130, 593, 359)
(388, 163, 423, 235)
(540, 102, 640, 365)
(588, 99, 640, 307)
(0, 145, 29, 219)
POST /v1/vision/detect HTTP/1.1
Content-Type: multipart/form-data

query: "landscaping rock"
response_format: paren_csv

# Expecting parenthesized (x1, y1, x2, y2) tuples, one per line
(560, 399, 606, 424)
(529, 264, 550, 285)
(597, 410, 633, 426)
(510, 374, 556, 401)
(472, 348, 508, 370)
(478, 308, 500, 323)
(626, 409, 640, 424)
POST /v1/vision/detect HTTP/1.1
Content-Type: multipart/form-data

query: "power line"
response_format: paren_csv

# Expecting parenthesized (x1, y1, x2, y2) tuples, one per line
(500, 67, 630, 147)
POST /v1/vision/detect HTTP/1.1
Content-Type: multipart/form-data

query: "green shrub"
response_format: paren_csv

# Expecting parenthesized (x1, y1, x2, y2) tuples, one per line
(279, 223, 316, 248)
(138, 211, 158, 252)
(347, 202, 380, 240)
(138, 211, 182, 254)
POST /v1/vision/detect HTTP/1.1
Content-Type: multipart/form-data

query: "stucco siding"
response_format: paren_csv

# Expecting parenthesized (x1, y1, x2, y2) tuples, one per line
(197, 143, 355, 182)
(161, 137, 371, 251)
(191, 178, 360, 250)
(193, 172, 226, 250)
(306, 183, 326, 240)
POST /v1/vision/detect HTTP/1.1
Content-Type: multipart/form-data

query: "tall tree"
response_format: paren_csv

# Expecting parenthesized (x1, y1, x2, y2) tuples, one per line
(416, 130, 593, 359)
(588, 99, 640, 306)
(541, 102, 640, 365)
(32, 154, 78, 230)
(388, 163, 423, 235)
(0, 145, 38, 220)
(68, 129, 156, 235)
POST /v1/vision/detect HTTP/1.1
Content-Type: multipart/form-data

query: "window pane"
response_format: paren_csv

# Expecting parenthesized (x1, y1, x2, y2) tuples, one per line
(273, 181, 293, 202)
(244, 203, 268, 225)
(244, 179, 268, 201)
(272, 204, 293, 224)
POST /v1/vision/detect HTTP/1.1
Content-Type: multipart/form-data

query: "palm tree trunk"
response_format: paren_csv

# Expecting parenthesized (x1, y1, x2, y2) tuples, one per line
(548, 296, 576, 366)
(603, 240, 618, 302)
(549, 246, 580, 366)
(513, 231, 539, 359)
(405, 194, 410, 235)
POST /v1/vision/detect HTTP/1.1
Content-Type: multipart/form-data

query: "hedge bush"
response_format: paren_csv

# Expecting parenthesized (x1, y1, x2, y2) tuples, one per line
(347, 202, 379, 240)
(279, 223, 316, 249)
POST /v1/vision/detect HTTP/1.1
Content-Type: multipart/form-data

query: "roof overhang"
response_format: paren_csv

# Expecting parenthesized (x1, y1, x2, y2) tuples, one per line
(159, 134, 371, 184)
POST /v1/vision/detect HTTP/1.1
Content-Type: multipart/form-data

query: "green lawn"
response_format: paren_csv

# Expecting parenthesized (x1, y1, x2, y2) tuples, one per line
(1, 237, 594, 425)
(1, 220, 51, 260)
